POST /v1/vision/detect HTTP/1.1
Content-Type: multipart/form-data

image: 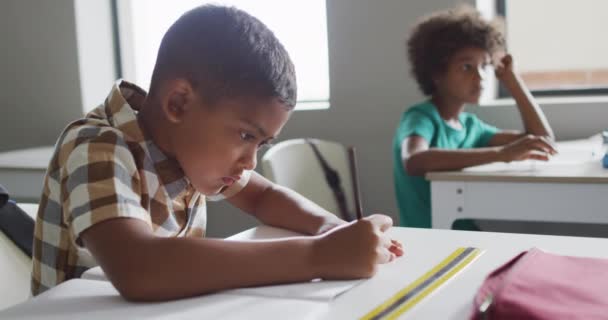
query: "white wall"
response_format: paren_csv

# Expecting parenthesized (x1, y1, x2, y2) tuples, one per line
(0, 0, 116, 152)
(508, 0, 608, 71)
(0, 0, 84, 152)
(1, 0, 607, 237)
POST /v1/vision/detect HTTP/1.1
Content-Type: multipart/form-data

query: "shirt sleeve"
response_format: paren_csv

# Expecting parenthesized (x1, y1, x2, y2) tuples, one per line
(474, 117, 500, 147)
(395, 110, 436, 145)
(63, 131, 151, 245)
(206, 169, 253, 201)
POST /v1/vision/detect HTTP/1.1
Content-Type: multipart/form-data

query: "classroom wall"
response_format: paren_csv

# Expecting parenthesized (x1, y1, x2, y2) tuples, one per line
(0, 0, 84, 152)
(1, 0, 607, 237)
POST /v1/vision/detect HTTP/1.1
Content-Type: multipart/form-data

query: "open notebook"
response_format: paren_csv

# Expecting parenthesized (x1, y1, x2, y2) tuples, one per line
(224, 278, 362, 302)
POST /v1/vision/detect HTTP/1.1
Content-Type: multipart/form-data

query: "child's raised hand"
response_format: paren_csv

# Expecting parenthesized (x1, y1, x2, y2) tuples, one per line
(311, 214, 402, 279)
(498, 134, 558, 162)
(494, 53, 514, 80)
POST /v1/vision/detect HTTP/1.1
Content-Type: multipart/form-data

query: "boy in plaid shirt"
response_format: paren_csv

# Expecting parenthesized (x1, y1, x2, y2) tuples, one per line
(32, 5, 403, 300)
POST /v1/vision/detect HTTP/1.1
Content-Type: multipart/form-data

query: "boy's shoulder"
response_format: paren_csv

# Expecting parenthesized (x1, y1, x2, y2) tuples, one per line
(61, 117, 130, 153)
(50, 113, 139, 177)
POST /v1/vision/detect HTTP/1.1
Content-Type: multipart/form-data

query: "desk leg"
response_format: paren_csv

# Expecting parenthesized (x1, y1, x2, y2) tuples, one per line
(431, 181, 465, 229)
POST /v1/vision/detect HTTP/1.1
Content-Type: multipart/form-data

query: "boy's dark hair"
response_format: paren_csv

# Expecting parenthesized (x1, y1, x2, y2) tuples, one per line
(149, 5, 297, 108)
(407, 6, 505, 96)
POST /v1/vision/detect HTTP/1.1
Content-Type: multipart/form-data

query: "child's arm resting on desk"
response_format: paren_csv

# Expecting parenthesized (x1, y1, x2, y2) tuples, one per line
(82, 214, 401, 301)
(227, 171, 345, 235)
(402, 134, 557, 176)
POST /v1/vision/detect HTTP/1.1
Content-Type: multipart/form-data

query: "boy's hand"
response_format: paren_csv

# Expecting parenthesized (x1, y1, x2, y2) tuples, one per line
(498, 134, 558, 162)
(311, 214, 403, 279)
(494, 53, 515, 81)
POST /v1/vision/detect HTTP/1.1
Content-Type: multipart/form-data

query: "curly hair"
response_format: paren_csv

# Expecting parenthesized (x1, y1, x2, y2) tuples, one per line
(407, 6, 505, 96)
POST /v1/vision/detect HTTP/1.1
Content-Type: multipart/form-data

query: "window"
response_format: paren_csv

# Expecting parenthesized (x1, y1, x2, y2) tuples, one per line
(115, 0, 330, 110)
(478, 0, 608, 99)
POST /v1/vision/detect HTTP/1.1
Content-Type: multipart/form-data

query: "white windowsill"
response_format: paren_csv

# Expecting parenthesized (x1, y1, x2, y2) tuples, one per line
(480, 95, 608, 108)
(295, 101, 330, 111)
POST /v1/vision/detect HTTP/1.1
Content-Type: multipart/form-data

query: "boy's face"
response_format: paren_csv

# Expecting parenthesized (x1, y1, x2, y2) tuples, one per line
(165, 89, 291, 196)
(434, 46, 491, 104)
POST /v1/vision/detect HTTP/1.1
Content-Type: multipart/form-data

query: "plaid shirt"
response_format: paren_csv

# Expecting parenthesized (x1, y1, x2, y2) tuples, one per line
(31, 80, 251, 295)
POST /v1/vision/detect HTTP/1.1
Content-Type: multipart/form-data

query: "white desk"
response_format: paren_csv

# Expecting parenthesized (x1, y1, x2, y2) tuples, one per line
(427, 137, 608, 230)
(2, 226, 608, 319)
(0, 147, 54, 202)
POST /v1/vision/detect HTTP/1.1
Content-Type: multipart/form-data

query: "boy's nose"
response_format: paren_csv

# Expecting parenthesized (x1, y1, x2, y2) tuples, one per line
(241, 150, 257, 171)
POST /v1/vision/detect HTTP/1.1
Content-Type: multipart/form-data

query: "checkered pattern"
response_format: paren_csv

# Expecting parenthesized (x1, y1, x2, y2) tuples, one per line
(31, 80, 251, 295)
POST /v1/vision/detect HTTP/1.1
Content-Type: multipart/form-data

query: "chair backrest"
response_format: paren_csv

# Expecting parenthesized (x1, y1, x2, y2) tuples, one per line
(261, 139, 355, 218)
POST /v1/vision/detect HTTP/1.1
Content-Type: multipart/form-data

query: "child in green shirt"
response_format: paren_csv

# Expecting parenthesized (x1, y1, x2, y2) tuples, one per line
(393, 6, 556, 228)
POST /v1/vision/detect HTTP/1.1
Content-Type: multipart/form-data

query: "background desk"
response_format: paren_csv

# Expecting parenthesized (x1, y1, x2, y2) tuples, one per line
(3, 226, 608, 319)
(427, 137, 608, 230)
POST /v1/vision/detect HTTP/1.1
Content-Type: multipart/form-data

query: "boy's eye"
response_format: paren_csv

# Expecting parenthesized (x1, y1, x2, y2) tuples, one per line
(240, 131, 256, 141)
(240, 131, 274, 150)
(462, 64, 473, 71)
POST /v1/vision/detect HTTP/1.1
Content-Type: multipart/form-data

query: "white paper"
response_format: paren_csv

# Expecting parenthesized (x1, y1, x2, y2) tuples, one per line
(224, 278, 362, 302)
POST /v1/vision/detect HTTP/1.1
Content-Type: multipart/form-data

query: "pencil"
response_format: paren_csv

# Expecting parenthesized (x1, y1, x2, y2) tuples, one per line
(347, 146, 363, 220)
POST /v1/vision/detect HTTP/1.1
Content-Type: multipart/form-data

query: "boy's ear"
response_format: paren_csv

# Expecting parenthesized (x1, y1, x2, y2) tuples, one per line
(162, 79, 194, 123)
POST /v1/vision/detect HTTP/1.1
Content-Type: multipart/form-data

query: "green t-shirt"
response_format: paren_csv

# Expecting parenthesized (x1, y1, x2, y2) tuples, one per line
(392, 100, 499, 228)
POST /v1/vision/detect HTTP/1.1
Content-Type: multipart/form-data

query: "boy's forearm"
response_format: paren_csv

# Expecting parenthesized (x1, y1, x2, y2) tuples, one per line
(113, 236, 318, 301)
(406, 147, 502, 176)
(252, 184, 345, 235)
(501, 73, 554, 139)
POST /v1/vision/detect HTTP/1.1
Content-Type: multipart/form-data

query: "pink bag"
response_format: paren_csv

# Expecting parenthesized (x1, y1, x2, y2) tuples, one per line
(471, 248, 608, 320)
